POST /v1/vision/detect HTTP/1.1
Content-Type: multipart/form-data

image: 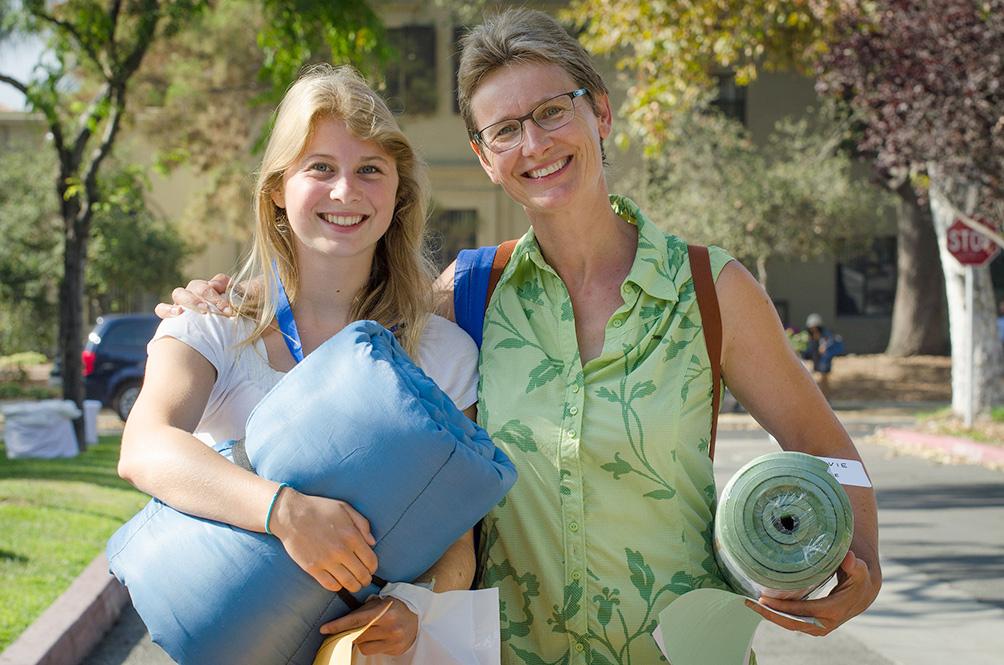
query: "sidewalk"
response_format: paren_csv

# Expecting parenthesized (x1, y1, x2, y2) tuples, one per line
(721, 400, 1004, 470)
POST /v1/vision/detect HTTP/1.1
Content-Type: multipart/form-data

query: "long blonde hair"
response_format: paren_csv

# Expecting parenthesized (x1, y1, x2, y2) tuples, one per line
(231, 64, 435, 357)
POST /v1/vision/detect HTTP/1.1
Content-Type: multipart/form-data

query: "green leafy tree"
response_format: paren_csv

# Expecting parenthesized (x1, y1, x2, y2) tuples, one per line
(0, 0, 387, 445)
(564, 0, 847, 151)
(0, 146, 61, 356)
(0, 0, 209, 445)
(0, 145, 191, 354)
(86, 166, 192, 315)
(632, 107, 888, 288)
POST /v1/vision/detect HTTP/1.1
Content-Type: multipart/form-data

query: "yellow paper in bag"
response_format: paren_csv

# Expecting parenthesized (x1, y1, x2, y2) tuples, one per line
(312, 602, 392, 665)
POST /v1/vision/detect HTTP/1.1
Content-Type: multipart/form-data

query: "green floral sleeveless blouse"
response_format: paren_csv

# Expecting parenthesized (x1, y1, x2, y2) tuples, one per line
(476, 195, 736, 665)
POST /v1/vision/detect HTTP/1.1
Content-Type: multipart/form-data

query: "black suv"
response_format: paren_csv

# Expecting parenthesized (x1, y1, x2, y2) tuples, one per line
(83, 314, 160, 420)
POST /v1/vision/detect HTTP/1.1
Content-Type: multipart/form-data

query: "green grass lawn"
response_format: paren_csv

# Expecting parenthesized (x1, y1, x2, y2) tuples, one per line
(0, 435, 148, 651)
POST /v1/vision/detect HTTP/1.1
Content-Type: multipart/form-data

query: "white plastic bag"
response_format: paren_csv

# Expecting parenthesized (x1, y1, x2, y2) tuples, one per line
(357, 583, 501, 665)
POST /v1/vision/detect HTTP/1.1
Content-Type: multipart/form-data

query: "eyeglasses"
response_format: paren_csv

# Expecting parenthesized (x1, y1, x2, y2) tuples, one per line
(472, 88, 590, 154)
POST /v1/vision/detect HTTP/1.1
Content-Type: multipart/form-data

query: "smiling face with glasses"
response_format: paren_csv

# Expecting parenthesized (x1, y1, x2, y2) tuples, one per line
(472, 88, 590, 154)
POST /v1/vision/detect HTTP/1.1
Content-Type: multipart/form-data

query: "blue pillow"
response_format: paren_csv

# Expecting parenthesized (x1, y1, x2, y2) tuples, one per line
(107, 320, 516, 665)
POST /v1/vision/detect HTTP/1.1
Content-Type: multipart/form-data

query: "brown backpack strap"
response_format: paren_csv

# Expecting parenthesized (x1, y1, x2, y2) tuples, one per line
(485, 239, 519, 312)
(688, 245, 722, 461)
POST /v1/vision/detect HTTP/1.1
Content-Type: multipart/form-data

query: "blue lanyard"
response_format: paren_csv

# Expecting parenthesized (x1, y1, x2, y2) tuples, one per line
(273, 262, 304, 364)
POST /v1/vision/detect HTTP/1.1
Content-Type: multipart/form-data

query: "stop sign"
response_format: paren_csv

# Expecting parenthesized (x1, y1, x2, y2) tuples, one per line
(946, 217, 1000, 267)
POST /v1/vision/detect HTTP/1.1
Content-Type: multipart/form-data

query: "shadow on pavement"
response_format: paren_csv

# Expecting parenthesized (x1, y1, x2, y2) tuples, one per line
(876, 483, 1004, 509)
(82, 604, 171, 665)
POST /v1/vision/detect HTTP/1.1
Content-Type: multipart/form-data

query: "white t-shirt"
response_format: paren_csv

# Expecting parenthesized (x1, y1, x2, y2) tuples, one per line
(150, 311, 479, 446)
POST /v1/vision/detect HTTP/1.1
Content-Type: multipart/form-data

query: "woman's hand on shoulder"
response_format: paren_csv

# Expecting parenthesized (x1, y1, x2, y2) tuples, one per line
(154, 273, 234, 319)
(319, 596, 418, 656)
(269, 487, 378, 593)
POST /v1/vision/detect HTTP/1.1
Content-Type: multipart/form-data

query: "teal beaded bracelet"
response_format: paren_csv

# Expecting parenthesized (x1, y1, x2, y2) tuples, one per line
(264, 482, 289, 536)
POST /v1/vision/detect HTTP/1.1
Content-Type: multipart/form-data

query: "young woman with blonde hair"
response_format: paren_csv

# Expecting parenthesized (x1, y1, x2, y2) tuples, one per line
(119, 64, 479, 656)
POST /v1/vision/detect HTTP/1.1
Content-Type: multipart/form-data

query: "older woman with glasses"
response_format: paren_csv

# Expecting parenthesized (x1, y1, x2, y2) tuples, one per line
(160, 8, 881, 665)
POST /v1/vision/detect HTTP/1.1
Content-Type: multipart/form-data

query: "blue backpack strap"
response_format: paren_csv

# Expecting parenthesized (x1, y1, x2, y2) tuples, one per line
(454, 246, 500, 348)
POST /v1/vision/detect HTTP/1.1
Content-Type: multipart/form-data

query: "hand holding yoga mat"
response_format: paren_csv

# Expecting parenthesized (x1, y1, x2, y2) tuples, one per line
(657, 451, 854, 665)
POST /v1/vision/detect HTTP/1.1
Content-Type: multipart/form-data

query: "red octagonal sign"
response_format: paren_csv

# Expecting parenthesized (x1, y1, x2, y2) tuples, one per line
(946, 217, 1000, 267)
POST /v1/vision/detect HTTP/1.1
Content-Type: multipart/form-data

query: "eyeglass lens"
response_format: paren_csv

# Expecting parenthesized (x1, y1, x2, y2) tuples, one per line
(482, 94, 576, 151)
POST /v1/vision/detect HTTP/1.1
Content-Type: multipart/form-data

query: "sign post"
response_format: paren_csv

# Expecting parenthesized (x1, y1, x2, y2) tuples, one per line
(946, 217, 1000, 427)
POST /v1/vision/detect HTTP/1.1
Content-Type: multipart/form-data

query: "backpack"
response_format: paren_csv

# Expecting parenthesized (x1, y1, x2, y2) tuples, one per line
(453, 240, 724, 460)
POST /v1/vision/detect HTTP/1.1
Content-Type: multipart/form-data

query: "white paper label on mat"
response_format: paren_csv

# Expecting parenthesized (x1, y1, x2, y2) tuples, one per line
(817, 457, 872, 487)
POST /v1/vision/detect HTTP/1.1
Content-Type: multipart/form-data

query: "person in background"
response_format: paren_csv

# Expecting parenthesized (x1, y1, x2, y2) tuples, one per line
(120, 65, 479, 657)
(159, 9, 881, 664)
(804, 313, 843, 399)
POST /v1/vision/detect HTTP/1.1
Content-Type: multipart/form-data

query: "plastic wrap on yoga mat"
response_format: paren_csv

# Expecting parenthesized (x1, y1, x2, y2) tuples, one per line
(714, 451, 853, 600)
(106, 320, 517, 665)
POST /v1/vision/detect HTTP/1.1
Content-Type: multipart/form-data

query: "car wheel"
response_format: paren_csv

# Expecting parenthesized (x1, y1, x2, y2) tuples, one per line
(113, 380, 141, 421)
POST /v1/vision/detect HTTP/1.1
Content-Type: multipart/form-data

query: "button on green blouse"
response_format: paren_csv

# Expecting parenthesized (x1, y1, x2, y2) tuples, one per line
(476, 195, 736, 665)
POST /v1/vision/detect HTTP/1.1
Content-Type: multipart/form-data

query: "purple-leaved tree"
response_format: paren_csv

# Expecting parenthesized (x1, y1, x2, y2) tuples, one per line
(818, 0, 1004, 415)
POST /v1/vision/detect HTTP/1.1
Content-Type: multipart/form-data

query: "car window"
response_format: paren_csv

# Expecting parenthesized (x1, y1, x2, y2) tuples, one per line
(101, 319, 159, 347)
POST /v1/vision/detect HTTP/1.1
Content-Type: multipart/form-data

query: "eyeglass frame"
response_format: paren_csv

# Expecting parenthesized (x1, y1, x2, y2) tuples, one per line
(470, 88, 591, 154)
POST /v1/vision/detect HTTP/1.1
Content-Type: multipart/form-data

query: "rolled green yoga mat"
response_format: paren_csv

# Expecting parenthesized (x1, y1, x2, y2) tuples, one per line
(656, 452, 855, 664)
(714, 451, 854, 600)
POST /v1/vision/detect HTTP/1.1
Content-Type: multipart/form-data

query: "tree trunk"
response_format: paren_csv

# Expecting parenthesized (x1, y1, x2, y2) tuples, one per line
(755, 255, 768, 287)
(59, 204, 88, 450)
(885, 181, 950, 356)
(929, 175, 1002, 418)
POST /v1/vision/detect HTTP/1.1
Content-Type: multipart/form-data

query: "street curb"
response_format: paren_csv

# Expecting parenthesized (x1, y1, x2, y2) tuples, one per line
(877, 427, 1004, 468)
(0, 553, 128, 665)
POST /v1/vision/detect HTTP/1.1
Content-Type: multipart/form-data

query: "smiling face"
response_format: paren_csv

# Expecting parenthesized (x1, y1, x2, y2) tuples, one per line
(470, 61, 612, 218)
(271, 115, 399, 265)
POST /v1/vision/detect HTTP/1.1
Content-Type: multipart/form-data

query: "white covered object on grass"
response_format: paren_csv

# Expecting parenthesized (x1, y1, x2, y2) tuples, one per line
(1, 400, 80, 458)
(83, 399, 101, 446)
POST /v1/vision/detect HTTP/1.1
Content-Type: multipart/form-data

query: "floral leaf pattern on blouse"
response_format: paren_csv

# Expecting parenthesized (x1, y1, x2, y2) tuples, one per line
(476, 195, 736, 664)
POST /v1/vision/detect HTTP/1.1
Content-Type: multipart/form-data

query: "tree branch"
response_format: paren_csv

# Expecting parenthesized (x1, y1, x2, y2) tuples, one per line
(70, 82, 112, 167)
(117, 8, 159, 83)
(0, 72, 29, 95)
(107, 0, 124, 69)
(78, 90, 125, 227)
(1, 72, 69, 159)
(30, 9, 111, 80)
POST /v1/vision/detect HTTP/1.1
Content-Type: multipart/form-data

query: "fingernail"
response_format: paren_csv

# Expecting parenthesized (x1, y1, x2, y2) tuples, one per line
(197, 303, 208, 313)
(172, 306, 182, 315)
(222, 306, 233, 315)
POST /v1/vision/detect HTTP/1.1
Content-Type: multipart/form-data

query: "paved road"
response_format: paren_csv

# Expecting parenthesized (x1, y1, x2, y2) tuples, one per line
(83, 420, 1004, 664)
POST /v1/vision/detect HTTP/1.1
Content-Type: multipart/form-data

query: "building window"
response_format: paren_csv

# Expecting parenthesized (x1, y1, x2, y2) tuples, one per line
(836, 236, 897, 316)
(428, 208, 478, 271)
(712, 73, 747, 124)
(385, 25, 437, 115)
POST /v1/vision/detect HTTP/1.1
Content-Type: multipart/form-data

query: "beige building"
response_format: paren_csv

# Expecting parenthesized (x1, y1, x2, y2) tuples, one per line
(0, 5, 897, 352)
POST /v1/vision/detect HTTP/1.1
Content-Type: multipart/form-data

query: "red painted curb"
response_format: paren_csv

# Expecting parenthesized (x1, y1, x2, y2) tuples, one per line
(0, 553, 128, 665)
(878, 427, 1004, 467)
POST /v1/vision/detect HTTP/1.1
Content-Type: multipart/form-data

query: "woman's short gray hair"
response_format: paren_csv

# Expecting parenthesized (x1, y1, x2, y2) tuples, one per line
(457, 8, 608, 139)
